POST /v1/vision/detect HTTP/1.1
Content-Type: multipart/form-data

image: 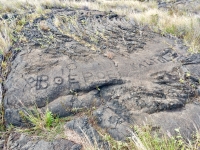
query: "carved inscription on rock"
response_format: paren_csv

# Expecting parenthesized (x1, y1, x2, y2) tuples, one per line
(25, 48, 182, 91)
(54, 77, 63, 85)
(26, 61, 120, 91)
(28, 75, 49, 90)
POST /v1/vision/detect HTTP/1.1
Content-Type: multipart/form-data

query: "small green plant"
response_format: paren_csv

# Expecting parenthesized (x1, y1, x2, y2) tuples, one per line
(70, 89, 78, 96)
(0, 49, 3, 55)
(96, 86, 100, 91)
(179, 78, 185, 83)
(165, 24, 177, 35)
(1, 61, 7, 70)
(18, 106, 70, 140)
(44, 109, 54, 128)
(150, 14, 159, 25)
(20, 106, 55, 130)
(193, 133, 200, 149)
(186, 72, 191, 77)
(16, 17, 26, 26)
(174, 128, 186, 149)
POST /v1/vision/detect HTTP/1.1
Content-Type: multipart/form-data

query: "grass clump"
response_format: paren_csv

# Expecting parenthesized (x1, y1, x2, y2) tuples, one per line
(19, 106, 54, 130)
(103, 133, 133, 150)
(97, 125, 200, 150)
(132, 126, 179, 150)
(18, 106, 70, 140)
(0, 21, 12, 55)
(130, 125, 200, 150)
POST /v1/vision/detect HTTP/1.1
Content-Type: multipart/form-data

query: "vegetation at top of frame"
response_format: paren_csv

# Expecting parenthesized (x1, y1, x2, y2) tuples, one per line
(0, 0, 200, 54)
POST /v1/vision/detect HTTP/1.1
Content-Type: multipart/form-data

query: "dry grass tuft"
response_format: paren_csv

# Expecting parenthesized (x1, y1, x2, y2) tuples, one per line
(65, 0, 200, 53)
(0, 21, 12, 54)
(65, 128, 98, 150)
(39, 20, 50, 31)
(103, 51, 115, 59)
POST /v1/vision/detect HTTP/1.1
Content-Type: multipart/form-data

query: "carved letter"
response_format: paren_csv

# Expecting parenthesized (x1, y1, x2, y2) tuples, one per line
(69, 74, 80, 90)
(67, 63, 77, 70)
(54, 77, 63, 85)
(107, 70, 118, 79)
(82, 72, 93, 83)
(157, 57, 166, 63)
(36, 75, 49, 90)
(97, 72, 105, 79)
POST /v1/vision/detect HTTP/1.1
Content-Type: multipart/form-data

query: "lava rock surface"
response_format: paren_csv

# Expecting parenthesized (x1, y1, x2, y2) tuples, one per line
(4, 132, 81, 150)
(2, 7, 200, 146)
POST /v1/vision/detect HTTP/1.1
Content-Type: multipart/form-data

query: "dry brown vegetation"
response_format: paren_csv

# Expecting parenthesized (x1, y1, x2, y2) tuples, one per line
(0, 0, 200, 53)
(0, 0, 198, 54)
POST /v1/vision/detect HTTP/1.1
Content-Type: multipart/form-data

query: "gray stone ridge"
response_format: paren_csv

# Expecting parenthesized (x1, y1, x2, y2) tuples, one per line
(3, 8, 200, 141)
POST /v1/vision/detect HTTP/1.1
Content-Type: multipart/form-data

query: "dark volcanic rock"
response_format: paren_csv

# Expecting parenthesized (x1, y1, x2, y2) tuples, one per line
(66, 117, 109, 149)
(4, 132, 81, 150)
(147, 104, 200, 139)
(3, 7, 200, 143)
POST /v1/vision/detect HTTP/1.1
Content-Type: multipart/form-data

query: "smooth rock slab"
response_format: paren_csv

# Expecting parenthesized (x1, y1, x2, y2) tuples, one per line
(3, 8, 200, 140)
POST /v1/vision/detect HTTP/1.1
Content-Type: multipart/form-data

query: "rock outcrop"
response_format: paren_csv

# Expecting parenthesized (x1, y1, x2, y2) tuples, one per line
(4, 132, 82, 150)
(2, 6, 200, 148)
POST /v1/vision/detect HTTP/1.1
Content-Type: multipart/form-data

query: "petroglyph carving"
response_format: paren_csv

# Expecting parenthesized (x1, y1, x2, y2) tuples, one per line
(54, 77, 63, 85)
(67, 63, 77, 70)
(28, 75, 49, 90)
(82, 72, 93, 83)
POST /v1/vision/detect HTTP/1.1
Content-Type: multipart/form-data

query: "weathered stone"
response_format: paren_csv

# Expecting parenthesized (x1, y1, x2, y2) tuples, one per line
(0, 139, 4, 149)
(66, 117, 109, 149)
(3, 8, 200, 143)
(4, 132, 81, 150)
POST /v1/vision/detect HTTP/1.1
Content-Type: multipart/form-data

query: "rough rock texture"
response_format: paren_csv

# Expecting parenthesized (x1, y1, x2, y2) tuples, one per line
(3, 7, 200, 144)
(66, 117, 109, 149)
(0, 136, 4, 150)
(4, 132, 81, 150)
